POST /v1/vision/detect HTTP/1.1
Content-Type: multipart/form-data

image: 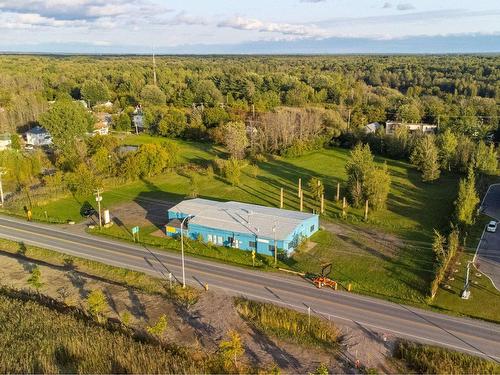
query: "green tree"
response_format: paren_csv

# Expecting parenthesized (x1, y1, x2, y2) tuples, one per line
(10, 134, 21, 150)
(86, 289, 107, 321)
(136, 142, 179, 177)
(474, 141, 497, 175)
(91, 146, 114, 176)
(38, 99, 93, 170)
(221, 121, 248, 159)
(397, 102, 422, 123)
(432, 229, 446, 264)
(193, 80, 223, 106)
(308, 177, 324, 203)
(437, 129, 457, 171)
(410, 135, 441, 182)
(65, 163, 102, 196)
(140, 85, 166, 106)
(157, 108, 187, 137)
(81, 79, 109, 107)
(114, 112, 131, 131)
(364, 162, 391, 211)
(219, 330, 244, 371)
(345, 143, 374, 207)
(223, 158, 242, 186)
(27, 265, 43, 290)
(147, 314, 168, 338)
(455, 167, 480, 226)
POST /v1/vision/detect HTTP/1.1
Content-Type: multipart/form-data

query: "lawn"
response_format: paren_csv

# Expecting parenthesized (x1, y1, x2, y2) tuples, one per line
(7, 137, 469, 312)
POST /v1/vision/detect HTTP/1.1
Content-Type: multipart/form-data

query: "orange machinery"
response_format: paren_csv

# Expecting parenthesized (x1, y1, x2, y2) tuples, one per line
(312, 263, 337, 289)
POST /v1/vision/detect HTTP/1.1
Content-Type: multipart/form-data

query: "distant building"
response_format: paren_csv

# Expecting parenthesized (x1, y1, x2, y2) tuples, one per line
(132, 105, 144, 132)
(25, 126, 52, 146)
(93, 112, 112, 136)
(165, 198, 319, 256)
(385, 121, 437, 135)
(364, 122, 383, 134)
(0, 134, 11, 150)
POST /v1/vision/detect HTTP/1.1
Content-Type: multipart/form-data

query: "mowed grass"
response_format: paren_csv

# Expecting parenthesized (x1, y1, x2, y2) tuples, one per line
(33, 139, 457, 243)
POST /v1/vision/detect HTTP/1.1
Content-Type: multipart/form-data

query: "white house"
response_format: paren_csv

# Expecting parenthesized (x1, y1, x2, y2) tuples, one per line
(385, 121, 437, 135)
(364, 122, 383, 134)
(0, 134, 11, 150)
(93, 113, 112, 136)
(25, 126, 52, 146)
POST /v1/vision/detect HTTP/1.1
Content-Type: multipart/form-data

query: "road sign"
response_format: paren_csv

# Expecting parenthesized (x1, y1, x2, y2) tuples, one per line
(131, 226, 139, 234)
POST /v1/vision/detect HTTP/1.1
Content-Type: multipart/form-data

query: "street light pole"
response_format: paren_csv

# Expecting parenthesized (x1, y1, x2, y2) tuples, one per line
(180, 215, 193, 289)
(0, 168, 6, 207)
(273, 221, 277, 266)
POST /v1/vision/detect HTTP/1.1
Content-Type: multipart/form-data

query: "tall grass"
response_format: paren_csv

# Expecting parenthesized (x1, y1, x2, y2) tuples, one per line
(0, 287, 211, 374)
(394, 340, 500, 375)
(235, 298, 338, 349)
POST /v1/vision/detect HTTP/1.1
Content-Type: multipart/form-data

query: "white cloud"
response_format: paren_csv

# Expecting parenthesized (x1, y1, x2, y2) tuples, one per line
(218, 16, 326, 38)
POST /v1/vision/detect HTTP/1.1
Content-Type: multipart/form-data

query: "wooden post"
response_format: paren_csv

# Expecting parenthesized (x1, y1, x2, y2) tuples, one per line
(320, 193, 324, 214)
(280, 188, 284, 209)
(300, 191, 304, 212)
(298, 178, 302, 197)
(336, 182, 340, 202)
(364, 200, 369, 221)
(342, 197, 346, 218)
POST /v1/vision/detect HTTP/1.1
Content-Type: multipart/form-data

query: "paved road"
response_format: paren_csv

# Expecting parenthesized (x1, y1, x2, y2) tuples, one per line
(0, 215, 499, 361)
(477, 184, 500, 290)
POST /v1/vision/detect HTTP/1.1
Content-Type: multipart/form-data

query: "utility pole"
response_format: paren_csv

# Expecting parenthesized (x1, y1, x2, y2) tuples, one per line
(280, 188, 284, 209)
(273, 221, 278, 266)
(300, 190, 304, 212)
(180, 214, 193, 289)
(0, 167, 6, 207)
(336, 182, 340, 202)
(94, 188, 103, 229)
(298, 178, 302, 198)
(342, 197, 347, 218)
(364, 200, 369, 221)
(321, 193, 325, 214)
(461, 262, 472, 300)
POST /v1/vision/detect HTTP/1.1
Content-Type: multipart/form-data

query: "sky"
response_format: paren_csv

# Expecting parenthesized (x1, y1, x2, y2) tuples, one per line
(0, 0, 499, 53)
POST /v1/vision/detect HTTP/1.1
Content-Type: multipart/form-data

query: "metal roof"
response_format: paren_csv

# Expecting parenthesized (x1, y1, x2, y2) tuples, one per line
(169, 198, 317, 240)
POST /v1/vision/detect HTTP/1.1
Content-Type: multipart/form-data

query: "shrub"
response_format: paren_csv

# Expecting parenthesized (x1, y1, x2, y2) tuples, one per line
(394, 340, 500, 374)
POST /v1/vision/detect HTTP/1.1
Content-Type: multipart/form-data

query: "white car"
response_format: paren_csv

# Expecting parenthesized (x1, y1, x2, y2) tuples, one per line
(487, 221, 498, 233)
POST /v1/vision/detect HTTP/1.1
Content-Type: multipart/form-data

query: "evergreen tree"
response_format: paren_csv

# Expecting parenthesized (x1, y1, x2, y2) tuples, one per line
(455, 166, 480, 226)
(410, 135, 441, 182)
(86, 290, 107, 321)
(308, 177, 324, 202)
(220, 121, 248, 159)
(219, 330, 244, 371)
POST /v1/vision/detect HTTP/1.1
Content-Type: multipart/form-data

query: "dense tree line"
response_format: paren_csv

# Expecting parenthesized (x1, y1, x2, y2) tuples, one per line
(0, 55, 497, 145)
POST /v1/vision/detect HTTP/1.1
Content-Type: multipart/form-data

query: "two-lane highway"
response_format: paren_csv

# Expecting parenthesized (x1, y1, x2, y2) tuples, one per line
(0, 215, 499, 361)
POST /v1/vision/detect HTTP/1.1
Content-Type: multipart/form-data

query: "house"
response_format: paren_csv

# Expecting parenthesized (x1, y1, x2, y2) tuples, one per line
(25, 126, 52, 146)
(0, 134, 11, 150)
(165, 198, 319, 256)
(93, 112, 112, 136)
(364, 122, 383, 134)
(132, 105, 144, 132)
(385, 121, 437, 135)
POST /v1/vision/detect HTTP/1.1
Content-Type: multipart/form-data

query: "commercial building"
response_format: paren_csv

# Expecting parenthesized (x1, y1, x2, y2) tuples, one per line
(166, 198, 319, 256)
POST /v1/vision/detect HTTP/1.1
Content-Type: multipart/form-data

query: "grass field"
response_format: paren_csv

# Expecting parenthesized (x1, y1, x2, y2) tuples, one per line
(12, 136, 499, 318)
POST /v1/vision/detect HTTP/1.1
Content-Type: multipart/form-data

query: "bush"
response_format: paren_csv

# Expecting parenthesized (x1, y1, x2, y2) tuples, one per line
(235, 298, 338, 348)
(394, 340, 500, 374)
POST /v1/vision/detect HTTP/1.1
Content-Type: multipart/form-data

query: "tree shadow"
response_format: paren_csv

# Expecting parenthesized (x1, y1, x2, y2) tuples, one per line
(127, 288, 148, 321)
(66, 270, 88, 300)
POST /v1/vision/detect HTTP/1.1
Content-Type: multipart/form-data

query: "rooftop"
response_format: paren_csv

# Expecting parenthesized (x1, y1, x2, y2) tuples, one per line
(169, 198, 317, 239)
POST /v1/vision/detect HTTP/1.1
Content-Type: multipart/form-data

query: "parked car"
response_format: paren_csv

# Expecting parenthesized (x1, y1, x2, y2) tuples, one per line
(487, 221, 498, 233)
(82, 207, 97, 218)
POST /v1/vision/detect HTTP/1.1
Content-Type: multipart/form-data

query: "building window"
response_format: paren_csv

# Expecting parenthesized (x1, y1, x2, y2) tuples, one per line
(207, 234, 213, 243)
(268, 245, 276, 252)
(217, 236, 223, 245)
(288, 242, 294, 249)
(249, 241, 256, 248)
(310, 225, 315, 232)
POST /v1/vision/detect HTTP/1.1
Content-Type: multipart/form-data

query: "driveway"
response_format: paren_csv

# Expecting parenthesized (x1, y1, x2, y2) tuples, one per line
(476, 184, 500, 290)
